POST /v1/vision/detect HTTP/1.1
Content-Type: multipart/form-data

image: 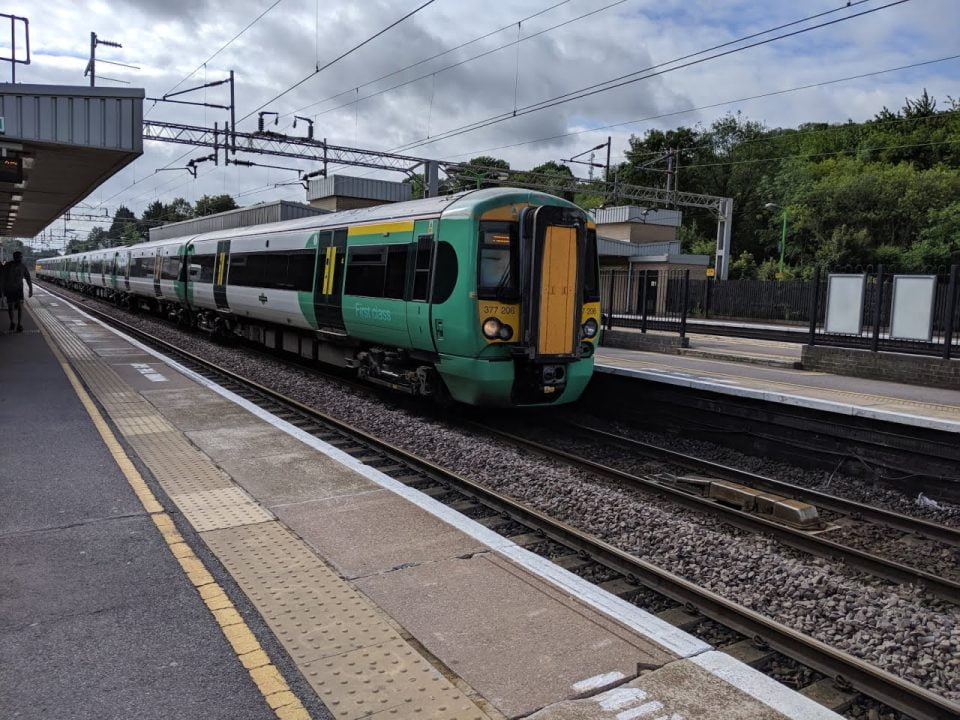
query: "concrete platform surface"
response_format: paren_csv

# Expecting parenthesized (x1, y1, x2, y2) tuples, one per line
(26, 286, 847, 719)
(596, 347, 960, 432)
(0, 309, 297, 720)
(526, 652, 838, 720)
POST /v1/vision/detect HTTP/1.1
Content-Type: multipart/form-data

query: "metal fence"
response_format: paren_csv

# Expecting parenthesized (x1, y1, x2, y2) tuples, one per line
(599, 265, 960, 358)
(600, 268, 692, 337)
(805, 265, 959, 358)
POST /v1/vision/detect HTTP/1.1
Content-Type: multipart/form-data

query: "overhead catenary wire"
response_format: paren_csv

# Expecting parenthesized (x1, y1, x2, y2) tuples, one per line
(148, 0, 286, 115)
(289, 0, 630, 127)
(438, 53, 960, 162)
(280, 0, 573, 121)
(237, 0, 439, 126)
(390, 0, 915, 154)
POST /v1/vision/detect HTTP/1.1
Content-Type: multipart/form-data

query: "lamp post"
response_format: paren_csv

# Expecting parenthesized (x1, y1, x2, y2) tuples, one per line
(764, 202, 788, 277)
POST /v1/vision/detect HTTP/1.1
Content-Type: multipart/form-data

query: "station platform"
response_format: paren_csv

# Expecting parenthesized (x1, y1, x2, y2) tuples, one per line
(2, 287, 842, 719)
(596, 339, 960, 433)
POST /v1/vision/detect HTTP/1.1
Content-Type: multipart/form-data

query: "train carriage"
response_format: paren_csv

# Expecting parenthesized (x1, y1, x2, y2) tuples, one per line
(38, 188, 601, 407)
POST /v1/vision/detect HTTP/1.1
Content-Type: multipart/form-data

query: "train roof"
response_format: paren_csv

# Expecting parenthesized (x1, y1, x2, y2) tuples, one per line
(51, 188, 587, 259)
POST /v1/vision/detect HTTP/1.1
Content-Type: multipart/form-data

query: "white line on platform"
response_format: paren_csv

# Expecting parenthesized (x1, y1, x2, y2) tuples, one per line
(597, 363, 960, 433)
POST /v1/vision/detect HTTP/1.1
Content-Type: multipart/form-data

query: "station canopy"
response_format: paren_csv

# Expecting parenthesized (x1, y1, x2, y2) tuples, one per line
(0, 84, 144, 237)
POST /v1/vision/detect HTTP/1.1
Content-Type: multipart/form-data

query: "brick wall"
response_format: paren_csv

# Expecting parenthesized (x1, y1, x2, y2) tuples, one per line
(600, 329, 689, 353)
(801, 345, 960, 390)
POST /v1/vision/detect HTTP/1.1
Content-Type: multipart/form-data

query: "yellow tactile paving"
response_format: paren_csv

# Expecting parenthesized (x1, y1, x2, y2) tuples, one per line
(205, 522, 489, 719)
(31, 303, 312, 720)
(32, 295, 493, 720)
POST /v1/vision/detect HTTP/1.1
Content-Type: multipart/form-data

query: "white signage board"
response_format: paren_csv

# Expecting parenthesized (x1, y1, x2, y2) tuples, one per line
(825, 274, 866, 335)
(890, 275, 937, 341)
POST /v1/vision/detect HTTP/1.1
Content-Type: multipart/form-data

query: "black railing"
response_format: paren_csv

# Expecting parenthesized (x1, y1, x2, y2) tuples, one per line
(600, 268, 691, 337)
(807, 265, 960, 358)
(599, 265, 960, 358)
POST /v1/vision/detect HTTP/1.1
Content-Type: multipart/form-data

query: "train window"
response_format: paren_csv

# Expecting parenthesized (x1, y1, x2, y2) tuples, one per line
(345, 246, 386, 297)
(384, 245, 408, 299)
(411, 235, 433, 302)
(287, 251, 316, 292)
(432, 242, 458, 304)
(131, 256, 155, 278)
(228, 250, 315, 291)
(583, 228, 600, 302)
(477, 221, 518, 301)
(192, 254, 216, 283)
(161, 255, 180, 281)
(344, 244, 408, 299)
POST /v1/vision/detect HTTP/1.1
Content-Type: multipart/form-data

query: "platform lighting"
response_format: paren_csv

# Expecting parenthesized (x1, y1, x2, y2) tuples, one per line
(764, 202, 788, 277)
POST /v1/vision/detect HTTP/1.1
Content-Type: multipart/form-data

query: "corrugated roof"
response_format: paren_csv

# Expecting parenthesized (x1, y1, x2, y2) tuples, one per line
(307, 174, 411, 202)
(149, 200, 326, 241)
(593, 205, 682, 227)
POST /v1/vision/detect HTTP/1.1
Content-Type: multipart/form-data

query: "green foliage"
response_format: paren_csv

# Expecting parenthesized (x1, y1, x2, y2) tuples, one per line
(451, 156, 512, 191)
(614, 90, 960, 270)
(902, 201, 960, 270)
(107, 205, 136, 244)
(729, 251, 758, 279)
(195, 194, 239, 217)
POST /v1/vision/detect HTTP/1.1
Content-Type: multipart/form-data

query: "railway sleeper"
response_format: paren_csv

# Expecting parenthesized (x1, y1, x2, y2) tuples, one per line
(722, 639, 777, 668)
(798, 678, 859, 713)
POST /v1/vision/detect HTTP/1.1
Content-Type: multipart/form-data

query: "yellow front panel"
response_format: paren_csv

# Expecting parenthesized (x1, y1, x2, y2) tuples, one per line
(538, 226, 577, 356)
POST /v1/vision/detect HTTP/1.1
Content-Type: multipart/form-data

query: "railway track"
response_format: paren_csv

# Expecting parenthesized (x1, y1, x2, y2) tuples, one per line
(43, 284, 960, 720)
(474, 420, 960, 604)
(562, 423, 960, 547)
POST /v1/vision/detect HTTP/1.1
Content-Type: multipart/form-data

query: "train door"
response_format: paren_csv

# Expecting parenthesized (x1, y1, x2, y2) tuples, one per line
(522, 205, 584, 358)
(213, 239, 230, 310)
(312, 228, 346, 329)
(406, 219, 436, 352)
(152, 248, 162, 297)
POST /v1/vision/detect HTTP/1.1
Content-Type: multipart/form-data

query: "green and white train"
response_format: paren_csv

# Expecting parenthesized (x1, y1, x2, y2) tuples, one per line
(38, 188, 601, 407)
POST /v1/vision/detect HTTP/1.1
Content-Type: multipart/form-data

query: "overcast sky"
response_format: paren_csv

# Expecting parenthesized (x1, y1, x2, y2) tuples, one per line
(6, 0, 959, 247)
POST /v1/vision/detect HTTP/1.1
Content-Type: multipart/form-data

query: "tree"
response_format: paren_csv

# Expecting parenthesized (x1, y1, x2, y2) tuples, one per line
(139, 200, 165, 236)
(903, 201, 960, 270)
(451, 156, 511, 191)
(67, 227, 108, 254)
(120, 222, 142, 246)
(163, 197, 194, 223)
(107, 206, 136, 245)
(195, 194, 239, 217)
(519, 161, 576, 200)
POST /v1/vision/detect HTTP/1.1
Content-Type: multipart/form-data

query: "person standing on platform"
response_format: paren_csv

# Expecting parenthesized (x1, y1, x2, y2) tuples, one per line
(4, 251, 33, 332)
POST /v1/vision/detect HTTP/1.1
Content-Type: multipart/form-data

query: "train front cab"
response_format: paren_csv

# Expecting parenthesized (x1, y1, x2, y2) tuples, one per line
(437, 194, 600, 407)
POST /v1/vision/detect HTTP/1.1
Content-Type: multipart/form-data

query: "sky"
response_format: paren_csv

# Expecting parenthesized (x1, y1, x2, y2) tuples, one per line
(5, 0, 959, 248)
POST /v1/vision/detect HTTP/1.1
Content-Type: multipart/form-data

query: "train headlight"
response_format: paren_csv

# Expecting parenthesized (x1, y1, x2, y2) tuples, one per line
(582, 317, 599, 338)
(498, 324, 513, 341)
(482, 317, 502, 339)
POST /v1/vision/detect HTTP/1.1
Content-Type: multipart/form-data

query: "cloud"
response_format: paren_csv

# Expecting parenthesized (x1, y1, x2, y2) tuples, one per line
(10, 0, 960, 246)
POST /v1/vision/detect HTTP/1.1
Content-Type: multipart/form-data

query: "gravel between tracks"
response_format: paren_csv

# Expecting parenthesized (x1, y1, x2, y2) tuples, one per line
(51, 288, 960, 701)
(519, 430, 960, 584)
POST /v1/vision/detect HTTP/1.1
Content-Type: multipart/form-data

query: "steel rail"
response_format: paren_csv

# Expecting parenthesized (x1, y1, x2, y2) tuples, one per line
(41, 284, 960, 720)
(568, 422, 960, 548)
(472, 423, 960, 605)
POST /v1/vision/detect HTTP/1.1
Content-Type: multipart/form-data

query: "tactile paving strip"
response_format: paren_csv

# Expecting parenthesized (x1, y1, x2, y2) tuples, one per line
(35, 304, 271, 531)
(173, 486, 273, 532)
(302, 639, 487, 720)
(204, 523, 489, 719)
